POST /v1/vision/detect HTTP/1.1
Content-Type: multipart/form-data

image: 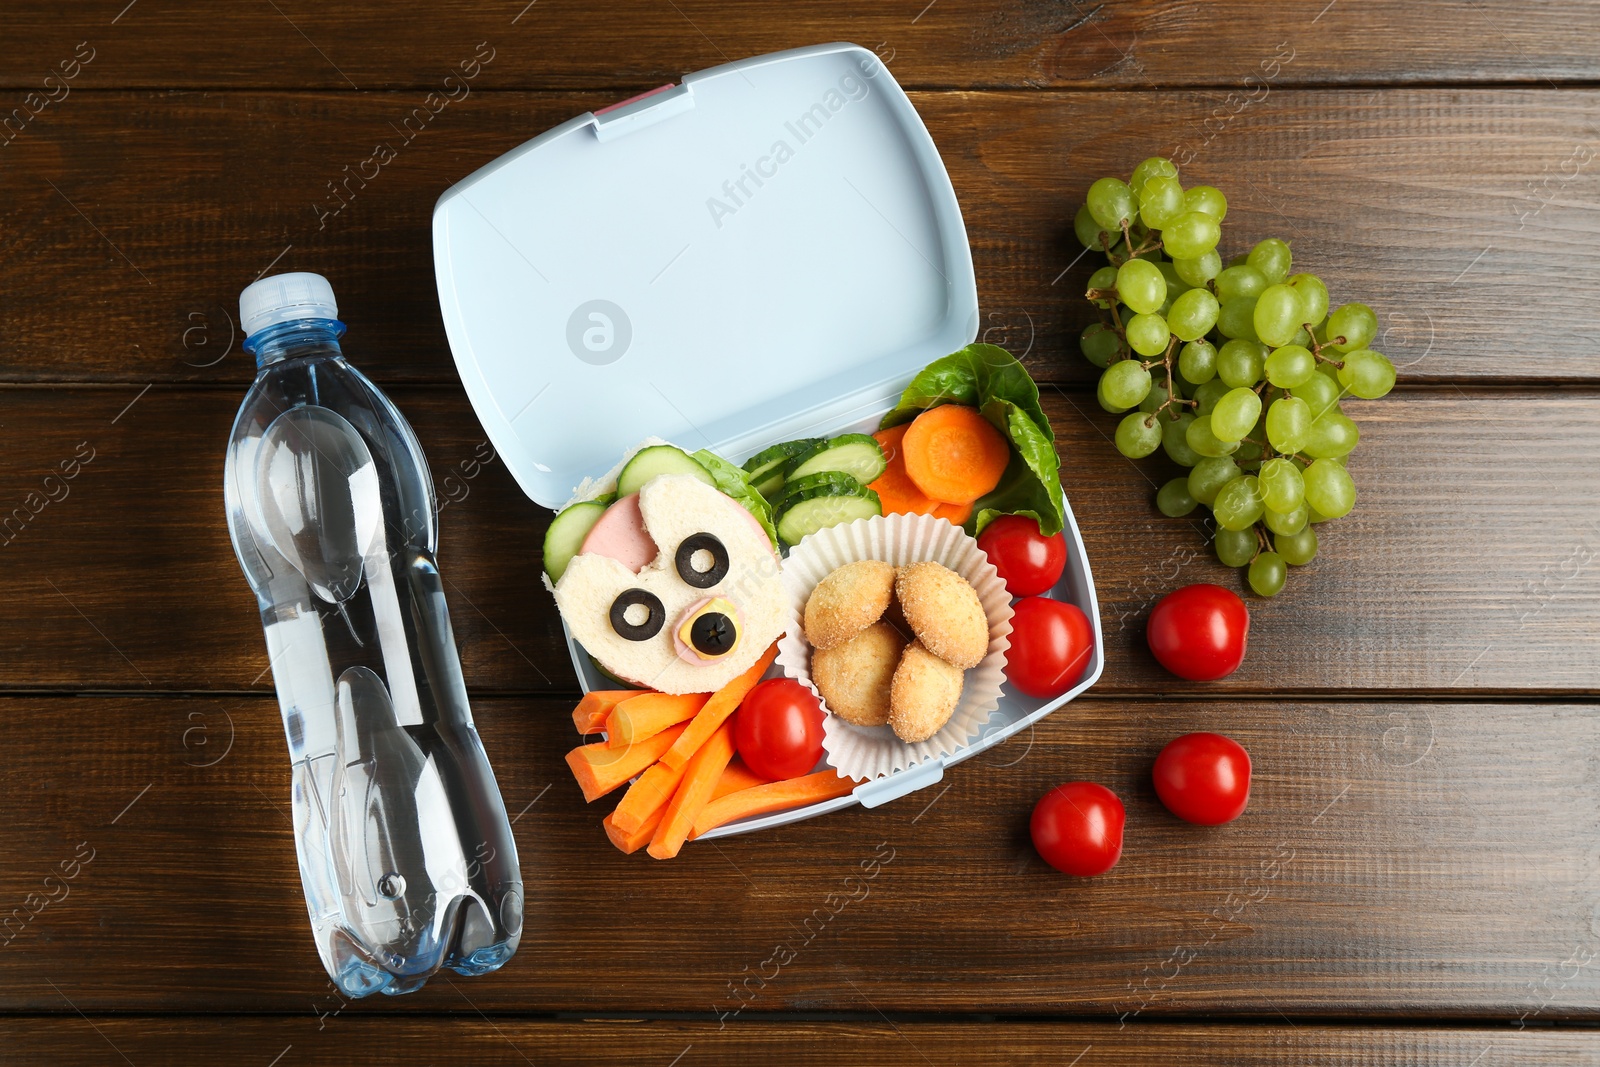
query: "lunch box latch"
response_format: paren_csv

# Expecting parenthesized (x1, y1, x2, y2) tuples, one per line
(592, 82, 695, 142)
(853, 757, 945, 808)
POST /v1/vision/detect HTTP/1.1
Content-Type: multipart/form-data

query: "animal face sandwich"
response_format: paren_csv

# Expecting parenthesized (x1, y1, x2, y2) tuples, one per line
(549, 468, 786, 694)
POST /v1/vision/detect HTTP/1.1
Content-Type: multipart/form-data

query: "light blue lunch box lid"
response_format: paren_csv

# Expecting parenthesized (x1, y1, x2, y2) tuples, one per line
(432, 42, 978, 510)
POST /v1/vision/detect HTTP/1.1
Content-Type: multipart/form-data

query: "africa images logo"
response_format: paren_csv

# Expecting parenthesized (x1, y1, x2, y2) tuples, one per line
(704, 60, 877, 229)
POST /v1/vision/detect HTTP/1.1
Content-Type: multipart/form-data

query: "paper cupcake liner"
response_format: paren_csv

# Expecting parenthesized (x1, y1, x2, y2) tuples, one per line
(777, 512, 1013, 781)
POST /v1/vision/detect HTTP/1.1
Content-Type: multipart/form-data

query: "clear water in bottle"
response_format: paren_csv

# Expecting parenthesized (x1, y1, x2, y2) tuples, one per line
(223, 273, 522, 997)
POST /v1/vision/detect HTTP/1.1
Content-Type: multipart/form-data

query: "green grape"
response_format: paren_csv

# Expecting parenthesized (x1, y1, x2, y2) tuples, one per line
(1338, 349, 1397, 399)
(1308, 504, 1333, 524)
(1116, 259, 1167, 315)
(1139, 381, 1170, 414)
(1074, 204, 1117, 251)
(1217, 339, 1267, 388)
(1264, 344, 1316, 388)
(1157, 477, 1199, 517)
(1126, 313, 1171, 356)
(1288, 272, 1328, 326)
(1156, 260, 1190, 295)
(1291, 370, 1344, 418)
(1213, 474, 1265, 531)
(1235, 439, 1264, 466)
(1290, 326, 1313, 347)
(1174, 250, 1222, 287)
(1265, 395, 1312, 453)
(1263, 502, 1308, 536)
(1247, 238, 1292, 284)
(1116, 410, 1163, 458)
(1217, 297, 1260, 341)
(1214, 526, 1256, 567)
(1248, 552, 1287, 596)
(1081, 321, 1123, 368)
(1168, 288, 1220, 341)
(1258, 457, 1305, 513)
(1087, 177, 1135, 230)
(1303, 459, 1356, 518)
(1304, 410, 1360, 459)
(1186, 413, 1240, 458)
(1211, 387, 1262, 443)
(1162, 412, 1202, 466)
(1139, 175, 1186, 229)
(1086, 265, 1119, 308)
(1275, 526, 1318, 566)
(1215, 265, 1268, 303)
(1161, 211, 1222, 259)
(1192, 378, 1230, 416)
(1188, 455, 1242, 506)
(1183, 184, 1227, 220)
(1100, 359, 1152, 410)
(1253, 284, 1305, 347)
(1179, 339, 1218, 384)
(1326, 302, 1378, 352)
(1130, 156, 1179, 196)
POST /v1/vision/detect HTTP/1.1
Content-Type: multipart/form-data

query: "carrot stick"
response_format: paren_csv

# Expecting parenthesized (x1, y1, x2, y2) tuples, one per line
(648, 718, 738, 860)
(609, 759, 689, 834)
(659, 643, 778, 771)
(867, 425, 938, 516)
(572, 690, 635, 735)
(606, 758, 769, 850)
(690, 770, 859, 839)
(606, 691, 711, 747)
(604, 807, 662, 854)
(901, 404, 1010, 505)
(565, 723, 687, 803)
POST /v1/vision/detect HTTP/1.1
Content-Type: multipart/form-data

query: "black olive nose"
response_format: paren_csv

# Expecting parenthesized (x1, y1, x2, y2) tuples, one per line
(689, 612, 737, 656)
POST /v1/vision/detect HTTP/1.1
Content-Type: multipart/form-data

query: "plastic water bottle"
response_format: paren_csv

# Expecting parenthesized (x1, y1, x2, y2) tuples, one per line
(223, 273, 522, 997)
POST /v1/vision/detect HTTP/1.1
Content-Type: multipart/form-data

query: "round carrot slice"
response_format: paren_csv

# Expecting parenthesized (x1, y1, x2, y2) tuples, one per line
(901, 405, 1010, 505)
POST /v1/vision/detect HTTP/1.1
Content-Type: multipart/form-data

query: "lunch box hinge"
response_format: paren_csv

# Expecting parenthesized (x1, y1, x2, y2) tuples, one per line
(592, 82, 695, 142)
(853, 757, 945, 808)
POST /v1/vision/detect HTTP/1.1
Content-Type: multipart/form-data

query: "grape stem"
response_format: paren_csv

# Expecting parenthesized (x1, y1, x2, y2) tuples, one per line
(1305, 323, 1347, 368)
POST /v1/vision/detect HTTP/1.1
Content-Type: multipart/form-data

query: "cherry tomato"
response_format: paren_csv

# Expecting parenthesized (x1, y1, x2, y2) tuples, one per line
(733, 678, 825, 781)
(1030, 781, 1125, 876)
(1146, 583, 1249, 681)
(978, 515, 1068, 596)
(1153, 732, 1252, 825)
(1004, 597, 1094, 698)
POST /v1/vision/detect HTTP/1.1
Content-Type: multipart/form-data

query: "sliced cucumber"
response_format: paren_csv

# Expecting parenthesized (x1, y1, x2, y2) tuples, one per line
(543, 500, 608, 582)
(770, 470, 867, 513)
(775, 487, 882, 546)
(784, 433, 887, 486)
(743, 438, 821, 500)
(615, 444, 715, 498)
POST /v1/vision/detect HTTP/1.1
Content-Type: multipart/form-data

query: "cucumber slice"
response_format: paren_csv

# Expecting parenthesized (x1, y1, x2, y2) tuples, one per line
(615, 444, 715, 498)
(785, 433, 887, 485)
(775, 489, 882, 545)
(542, 500, 608, 582)
(770, 470, 867, 513)
(743, 438, 821, 500)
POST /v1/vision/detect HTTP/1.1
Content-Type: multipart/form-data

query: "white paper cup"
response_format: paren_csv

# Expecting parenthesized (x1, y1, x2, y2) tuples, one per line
(777, 512, 1013, 780)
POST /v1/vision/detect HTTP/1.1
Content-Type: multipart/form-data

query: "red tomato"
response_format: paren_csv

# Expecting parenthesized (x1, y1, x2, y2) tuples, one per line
(978, 515, 1068, 596)
(1146, 583, 1249, 681)
(1004, 597, 1094, 698)
(1153, 732, 1252, 825)
(733, 678, 825, 781)
(1030, 781, 1125, 876)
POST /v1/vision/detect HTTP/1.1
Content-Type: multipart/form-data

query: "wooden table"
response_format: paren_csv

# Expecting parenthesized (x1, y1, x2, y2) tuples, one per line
(2, 2, 1598, 1062)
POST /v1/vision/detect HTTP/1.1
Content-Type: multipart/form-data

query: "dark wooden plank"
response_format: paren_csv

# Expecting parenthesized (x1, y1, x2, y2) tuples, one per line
(4, 1, 1598, 90)
(2, 694, 1596, 1015)
(0, 90, 1595, 385)
(0, 1018, 1594, 1067)
(0, 386, 1594, 695)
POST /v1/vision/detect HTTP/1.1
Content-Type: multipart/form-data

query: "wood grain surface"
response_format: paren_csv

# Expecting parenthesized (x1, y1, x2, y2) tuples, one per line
(0, 90, 1595, 385)
(0, 1019, 1594, 1067)
(3, 695, 1596, 1016)
(0, 387, 1592, 695)
(3, 1, 1597, 1061)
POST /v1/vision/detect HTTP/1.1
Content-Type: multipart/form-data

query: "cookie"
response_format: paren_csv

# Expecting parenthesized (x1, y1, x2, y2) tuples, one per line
(803, 559, 895, 650)
(888, 640, 965, 743)
(812, 621, 905, 727)
(894, 560, 989, 669)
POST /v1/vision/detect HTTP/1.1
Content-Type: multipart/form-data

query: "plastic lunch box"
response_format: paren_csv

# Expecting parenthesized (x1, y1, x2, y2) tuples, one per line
(432, 42, 1103, 837)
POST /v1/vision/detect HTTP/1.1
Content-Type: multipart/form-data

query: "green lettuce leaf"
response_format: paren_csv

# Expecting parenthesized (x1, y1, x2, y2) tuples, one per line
(692, 448, 779, 547)
(879, 344, 1064, 536)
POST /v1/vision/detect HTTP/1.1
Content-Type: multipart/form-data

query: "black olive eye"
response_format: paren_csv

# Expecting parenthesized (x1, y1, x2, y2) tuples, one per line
(609, 589, 664, 641)
(674, 533, 729, 589)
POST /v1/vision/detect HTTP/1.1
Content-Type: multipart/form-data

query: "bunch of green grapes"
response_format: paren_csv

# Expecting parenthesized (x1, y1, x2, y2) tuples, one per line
(1074, 156, 1396, 597)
